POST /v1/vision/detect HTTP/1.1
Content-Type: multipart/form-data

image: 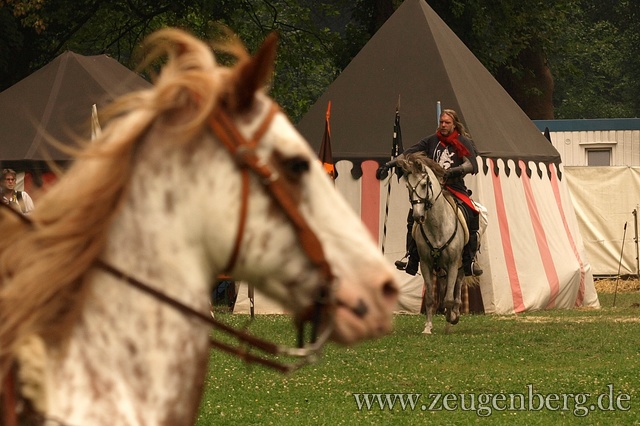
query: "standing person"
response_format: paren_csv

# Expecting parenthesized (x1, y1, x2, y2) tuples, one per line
(376, 109, 482, 277)
(1, 169, 35, 215)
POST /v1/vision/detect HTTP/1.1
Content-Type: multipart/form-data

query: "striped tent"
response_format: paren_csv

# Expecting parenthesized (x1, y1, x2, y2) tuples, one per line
(296, 0, 599, 314)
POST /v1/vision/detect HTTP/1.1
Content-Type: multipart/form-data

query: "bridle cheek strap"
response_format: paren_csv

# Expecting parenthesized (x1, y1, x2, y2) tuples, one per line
(223, 167, 249, 274)
(208, 103, 277, 274)
(208, 103, 333, 283)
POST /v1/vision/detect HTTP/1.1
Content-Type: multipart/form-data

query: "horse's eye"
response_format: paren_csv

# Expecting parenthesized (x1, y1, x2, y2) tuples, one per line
(282, 155, 309, 182)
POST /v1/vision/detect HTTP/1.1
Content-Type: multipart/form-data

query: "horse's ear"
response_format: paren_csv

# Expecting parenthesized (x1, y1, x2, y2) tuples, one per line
(232, 32, 278, 112)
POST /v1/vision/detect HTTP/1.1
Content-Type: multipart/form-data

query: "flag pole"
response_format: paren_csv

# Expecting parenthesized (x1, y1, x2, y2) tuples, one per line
(91, 104, 102, 140)
(381, 95, 403, 254)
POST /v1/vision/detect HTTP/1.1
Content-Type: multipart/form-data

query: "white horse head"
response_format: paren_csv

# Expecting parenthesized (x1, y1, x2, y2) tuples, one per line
(400, 153, 445, 224)
(0, 29, 398, 425)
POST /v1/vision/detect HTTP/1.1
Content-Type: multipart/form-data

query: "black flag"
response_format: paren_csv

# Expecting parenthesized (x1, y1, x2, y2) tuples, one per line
(392, 98, 404, 179)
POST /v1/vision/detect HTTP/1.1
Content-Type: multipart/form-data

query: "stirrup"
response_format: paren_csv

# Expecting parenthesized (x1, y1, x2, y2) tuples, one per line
(464, 260, 483, 277)
(395, 253, 409, 270)
(471, 261, 483, 276)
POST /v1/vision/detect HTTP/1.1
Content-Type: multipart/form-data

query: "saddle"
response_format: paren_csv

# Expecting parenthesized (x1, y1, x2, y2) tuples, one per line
(443, 192, 469, 245)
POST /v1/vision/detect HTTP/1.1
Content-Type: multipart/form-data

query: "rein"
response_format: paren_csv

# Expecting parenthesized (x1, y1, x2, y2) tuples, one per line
(0, 100, 358, 423)
(408, 172, 442, 211)
(0, 203, 327, 375)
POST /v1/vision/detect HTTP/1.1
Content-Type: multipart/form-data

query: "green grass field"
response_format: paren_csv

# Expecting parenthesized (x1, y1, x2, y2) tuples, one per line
(197, 291, 640, 425)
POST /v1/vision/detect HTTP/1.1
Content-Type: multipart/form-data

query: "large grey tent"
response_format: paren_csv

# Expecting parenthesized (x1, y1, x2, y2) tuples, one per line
(297, 0, 560, 174)
(0, 51, 150, 170)
(286, 0, 599, 314)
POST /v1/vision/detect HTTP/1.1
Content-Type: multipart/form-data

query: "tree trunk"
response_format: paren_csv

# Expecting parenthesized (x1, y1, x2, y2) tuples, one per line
(496, 47, 555, 120)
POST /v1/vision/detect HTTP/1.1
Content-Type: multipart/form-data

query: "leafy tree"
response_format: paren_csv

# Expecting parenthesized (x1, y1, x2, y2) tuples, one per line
(2, 0, 639, 123)
(425, 0, 640, 118)
(221, 1, 342, 121)
(551, 0, 640, 118)
(0, 0, 341, 121)
(411, 0, 573, 119)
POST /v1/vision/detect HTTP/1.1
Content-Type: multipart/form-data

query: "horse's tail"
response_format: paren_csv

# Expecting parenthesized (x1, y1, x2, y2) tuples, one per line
(463, 275, 481, 288)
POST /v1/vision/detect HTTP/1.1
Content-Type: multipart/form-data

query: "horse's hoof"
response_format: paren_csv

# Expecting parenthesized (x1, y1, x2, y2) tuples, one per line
(445, 309, 459, 325)
(445, 323, 453, 334)
(422, 328, 432, 335)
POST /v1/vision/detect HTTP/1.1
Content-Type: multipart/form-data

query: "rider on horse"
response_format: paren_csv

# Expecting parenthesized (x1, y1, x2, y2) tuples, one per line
(376, 108, 483, 277)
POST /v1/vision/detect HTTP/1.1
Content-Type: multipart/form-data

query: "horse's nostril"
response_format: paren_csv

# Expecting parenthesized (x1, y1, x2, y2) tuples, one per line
(353, 300, 369, 317)
(382, 280, 399, 301)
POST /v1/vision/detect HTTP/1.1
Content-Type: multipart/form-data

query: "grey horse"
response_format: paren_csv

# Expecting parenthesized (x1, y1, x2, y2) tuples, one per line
(398, 152, 469, 334)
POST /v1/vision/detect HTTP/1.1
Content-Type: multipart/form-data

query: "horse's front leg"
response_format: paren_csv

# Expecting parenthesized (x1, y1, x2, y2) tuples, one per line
(443, 266, 462, 325)
(449, 268, 464, 325)
(421, 263, 435, 335)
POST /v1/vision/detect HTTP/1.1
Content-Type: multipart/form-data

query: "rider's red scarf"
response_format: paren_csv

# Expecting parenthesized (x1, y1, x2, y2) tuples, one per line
(437, 129, 470, 158)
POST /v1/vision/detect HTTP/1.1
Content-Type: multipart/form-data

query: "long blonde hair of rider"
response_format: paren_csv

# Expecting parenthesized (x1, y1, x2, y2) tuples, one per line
(441, 108, 471, 138)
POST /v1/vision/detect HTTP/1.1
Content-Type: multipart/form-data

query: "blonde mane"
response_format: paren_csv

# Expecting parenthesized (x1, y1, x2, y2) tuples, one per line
(0, 29, 249, 378)
(397, 152, 445, 180)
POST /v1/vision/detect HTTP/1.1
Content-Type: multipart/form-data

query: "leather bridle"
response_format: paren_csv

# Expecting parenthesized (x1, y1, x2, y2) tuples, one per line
(407, 169, 459, 262)
(207, 101, 349, 346)
(1, 100, 369, 424)
(407, 170, 442, 212)
(208, 102, 333, 282)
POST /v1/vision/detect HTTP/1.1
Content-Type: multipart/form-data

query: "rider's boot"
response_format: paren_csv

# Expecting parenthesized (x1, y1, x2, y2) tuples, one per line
(404, 240, 419, 276)
(396, 209, 419, 275)
(463, 231, 482, 277)
(395, 238, 419, 276)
